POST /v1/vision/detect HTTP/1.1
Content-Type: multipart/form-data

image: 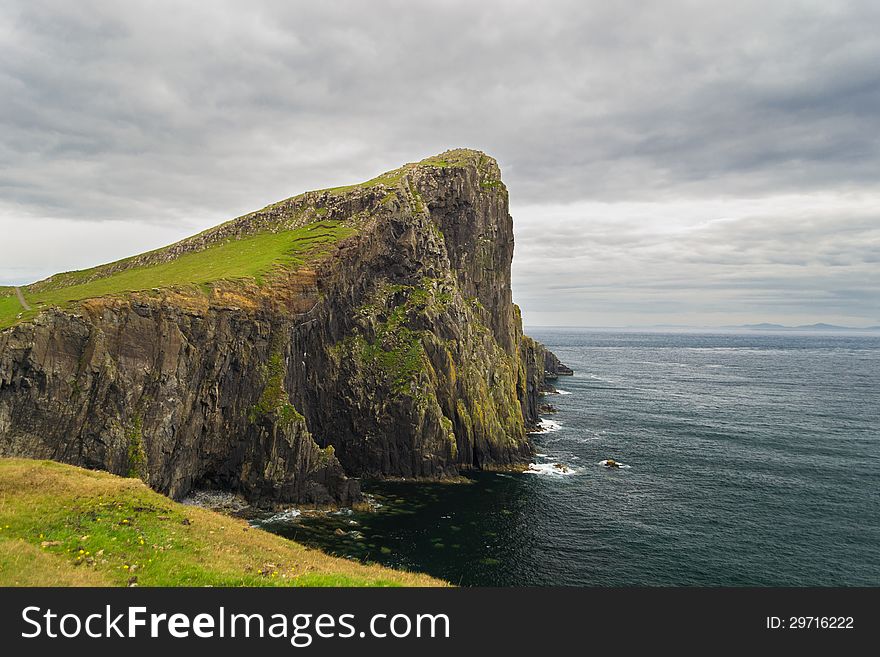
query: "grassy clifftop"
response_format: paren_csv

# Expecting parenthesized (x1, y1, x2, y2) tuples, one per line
(0, 458, 445, 587)
(1, 221, 354, 329)
(0, 290, 19, 328)
(0, 149, 493, 330)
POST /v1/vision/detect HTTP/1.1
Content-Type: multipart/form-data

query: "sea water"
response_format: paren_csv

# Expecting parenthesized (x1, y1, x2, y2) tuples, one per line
(256, 329, 880, 586)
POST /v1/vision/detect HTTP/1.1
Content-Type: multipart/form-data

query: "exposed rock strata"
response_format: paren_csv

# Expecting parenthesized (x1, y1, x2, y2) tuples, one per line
(544, 349, 574, 377)
(0, 150, 569, 504)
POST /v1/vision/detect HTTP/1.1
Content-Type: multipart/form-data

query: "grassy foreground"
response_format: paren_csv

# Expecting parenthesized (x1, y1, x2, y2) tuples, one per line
(0, 459, 445, 587)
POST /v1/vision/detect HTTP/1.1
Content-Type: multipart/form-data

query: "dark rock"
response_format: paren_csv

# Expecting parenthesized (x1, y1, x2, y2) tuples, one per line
(543, 350, 574, 378)
(0, 149, 565, 504)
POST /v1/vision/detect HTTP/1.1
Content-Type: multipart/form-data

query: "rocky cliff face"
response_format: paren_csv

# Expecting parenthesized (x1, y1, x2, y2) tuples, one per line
(543, 349, 574, 377)
(0, 150, 562, 505)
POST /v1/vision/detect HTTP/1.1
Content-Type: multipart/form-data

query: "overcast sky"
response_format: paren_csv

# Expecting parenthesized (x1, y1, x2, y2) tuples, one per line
(1, 1, 878, 326)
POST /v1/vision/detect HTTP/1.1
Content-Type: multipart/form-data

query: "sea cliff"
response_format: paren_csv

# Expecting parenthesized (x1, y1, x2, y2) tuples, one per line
(0, 149, 567, 505)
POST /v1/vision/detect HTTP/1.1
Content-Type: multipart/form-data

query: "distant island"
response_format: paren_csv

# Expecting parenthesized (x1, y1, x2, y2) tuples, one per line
(536, 323, 880, 332)
(724, 323, 880, 331)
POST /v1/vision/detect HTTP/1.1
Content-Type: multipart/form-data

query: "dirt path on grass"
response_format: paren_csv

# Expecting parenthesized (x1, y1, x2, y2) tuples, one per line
(13, 287, 30, 311)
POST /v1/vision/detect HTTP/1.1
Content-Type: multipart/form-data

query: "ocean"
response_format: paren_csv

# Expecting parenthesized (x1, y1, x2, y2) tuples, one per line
(255, 329, 880, 586)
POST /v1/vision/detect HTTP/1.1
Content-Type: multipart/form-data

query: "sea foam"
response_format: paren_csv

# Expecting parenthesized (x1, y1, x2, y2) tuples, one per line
(599, 459, 632, 469)
(257, 508, 302, 523)
(524, 462, 579, 476)
(531, 418, 562, 434)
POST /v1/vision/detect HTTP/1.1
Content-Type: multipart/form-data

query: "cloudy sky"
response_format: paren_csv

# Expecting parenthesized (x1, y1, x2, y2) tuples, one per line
(1, 1, 878, 327)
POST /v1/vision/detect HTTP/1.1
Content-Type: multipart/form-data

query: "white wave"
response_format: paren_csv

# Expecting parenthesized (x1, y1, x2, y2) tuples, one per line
(598, 459, 632, 469)
(555, 389, 572, 395)
(531, 418, 562, 434)
(359, 494, 383, 511)
(258, 508, 302, 523)
(571, 430, 602, 442)
(587, 373, 619, 384)
(524, 462, 579, 476)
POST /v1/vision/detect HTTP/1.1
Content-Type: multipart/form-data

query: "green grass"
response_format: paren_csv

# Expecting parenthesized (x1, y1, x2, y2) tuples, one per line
(318, 149, 484, 196)
(343, 279, 456, 397)
(0, 294, 22, 326)
(248, 352, 307, 425)
(0, 148, 498, 332)
(418, 157, 451, 168)
(0, 458, 446, 587)
(321, 169, 407, 196)
(0, 221, 355, 329)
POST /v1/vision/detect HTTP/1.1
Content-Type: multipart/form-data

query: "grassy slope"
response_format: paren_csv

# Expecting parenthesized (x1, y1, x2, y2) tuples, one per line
(317, 151, 464, 195)
(0, 459, 445, 587)
(0, 292, 20, 327)
(0, 221, 353, 329)
(0, 150, 487, 330)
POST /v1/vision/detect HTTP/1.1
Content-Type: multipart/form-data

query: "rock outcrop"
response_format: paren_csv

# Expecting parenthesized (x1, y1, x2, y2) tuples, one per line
(544, 349, 574, 378)
(0, 149, 567, 505)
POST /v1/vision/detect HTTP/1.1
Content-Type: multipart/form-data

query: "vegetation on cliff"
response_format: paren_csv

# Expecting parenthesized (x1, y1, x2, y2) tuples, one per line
(0, 150, 500, 331)
(1, 221, 355, 329)
(0, 148, 553, 506)
(0, 291, 20, 329)
(0, 459, 444, 587)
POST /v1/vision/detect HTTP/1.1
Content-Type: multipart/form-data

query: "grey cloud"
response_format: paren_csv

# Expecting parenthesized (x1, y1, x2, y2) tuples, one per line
(1, 0, 879, 324)
(511, 196, 880, 325)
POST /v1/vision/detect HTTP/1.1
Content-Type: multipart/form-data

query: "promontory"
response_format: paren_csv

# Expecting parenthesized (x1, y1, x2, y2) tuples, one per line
(0, 149, 565, 505)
